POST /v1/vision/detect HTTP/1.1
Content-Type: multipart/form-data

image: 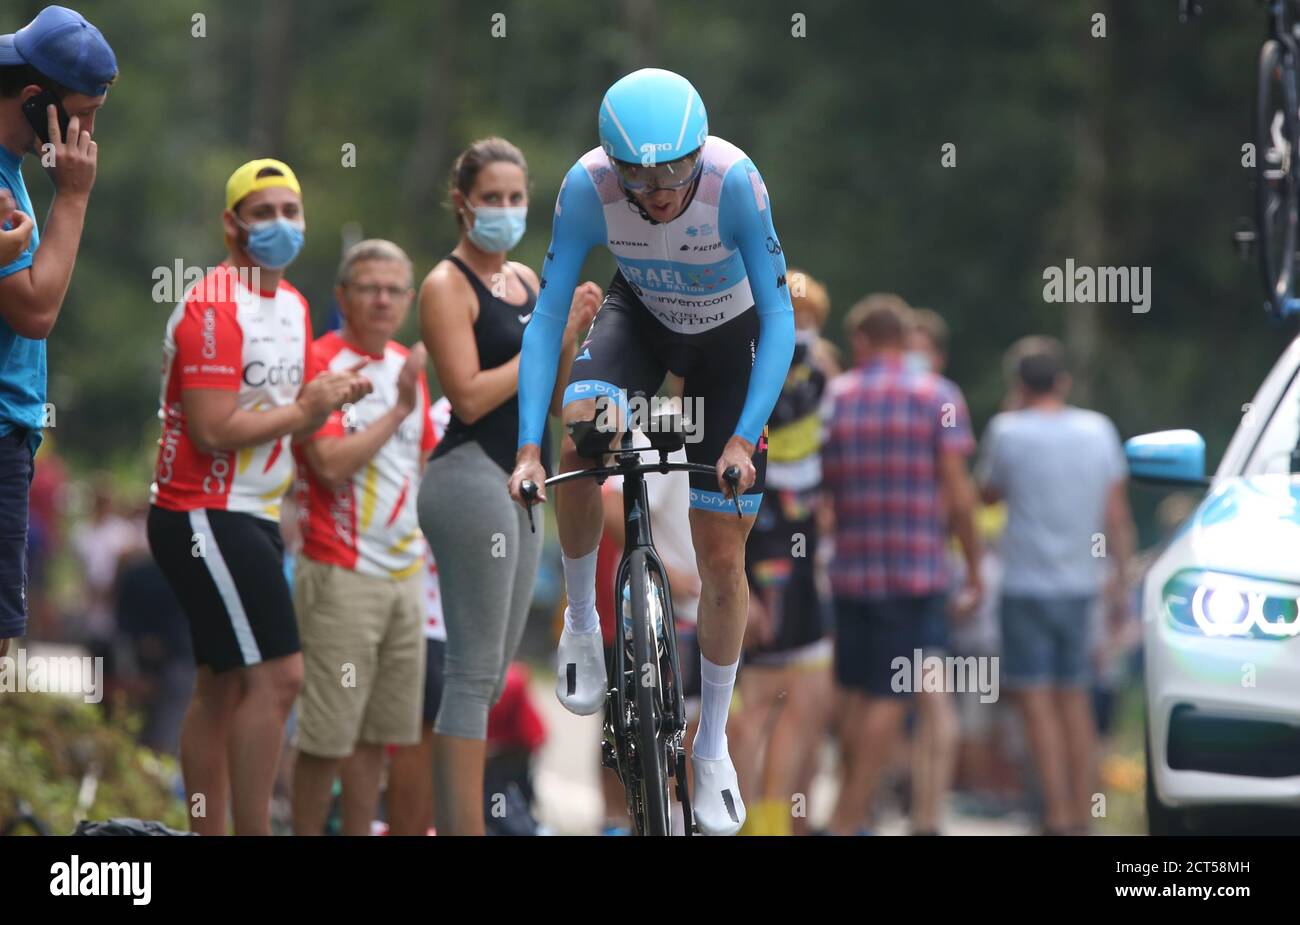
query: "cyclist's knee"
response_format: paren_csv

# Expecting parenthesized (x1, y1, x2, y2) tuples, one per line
(560, 399, 596, 466)
(694, 537, 745, 582)
(559, 439, 586, 473)
(690, 512, 750, 578)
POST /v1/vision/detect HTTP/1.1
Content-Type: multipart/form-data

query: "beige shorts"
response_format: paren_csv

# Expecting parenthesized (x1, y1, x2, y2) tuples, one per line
(293, 556, 425, 758)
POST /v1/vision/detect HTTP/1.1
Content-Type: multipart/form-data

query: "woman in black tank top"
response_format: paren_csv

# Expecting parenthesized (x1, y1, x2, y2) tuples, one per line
(415, 137, 600, 836)
(431, 252, 550, 474)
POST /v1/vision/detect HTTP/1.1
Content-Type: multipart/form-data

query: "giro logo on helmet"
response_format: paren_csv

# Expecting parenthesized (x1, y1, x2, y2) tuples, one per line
(640, 141, 675, 167)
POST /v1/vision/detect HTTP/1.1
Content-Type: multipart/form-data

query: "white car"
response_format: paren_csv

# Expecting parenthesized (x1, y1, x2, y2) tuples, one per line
(1128, 336, 1300, 834)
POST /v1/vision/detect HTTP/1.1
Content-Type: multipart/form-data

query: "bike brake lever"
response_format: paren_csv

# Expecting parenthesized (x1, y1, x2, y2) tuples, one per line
(520, 480, 539, 534)
(723, 465, 743, 519)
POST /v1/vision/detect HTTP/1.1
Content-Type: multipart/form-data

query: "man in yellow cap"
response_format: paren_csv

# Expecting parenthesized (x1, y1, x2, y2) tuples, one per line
(222, 157, 305, 270)
(146, 157, 371, 835)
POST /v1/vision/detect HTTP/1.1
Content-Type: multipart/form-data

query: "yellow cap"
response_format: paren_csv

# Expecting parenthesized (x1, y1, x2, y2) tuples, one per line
(225, 158, 302, 211)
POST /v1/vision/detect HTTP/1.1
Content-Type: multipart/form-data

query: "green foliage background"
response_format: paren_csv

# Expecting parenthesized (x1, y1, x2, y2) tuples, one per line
(0, 694, 187, 833)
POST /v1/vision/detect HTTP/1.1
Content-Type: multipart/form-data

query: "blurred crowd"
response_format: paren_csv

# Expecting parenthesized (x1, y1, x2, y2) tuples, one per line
(579, 271, 1150, 835)
(14, 265, 1157, 836)
(22, 459, 197, 755)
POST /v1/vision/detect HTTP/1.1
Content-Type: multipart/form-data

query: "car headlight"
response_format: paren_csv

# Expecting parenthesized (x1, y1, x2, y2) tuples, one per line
(1162, 570, 1300, 639)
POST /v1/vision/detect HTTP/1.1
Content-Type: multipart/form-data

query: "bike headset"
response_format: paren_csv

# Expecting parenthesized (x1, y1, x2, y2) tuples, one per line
(598, 68, 708, 225)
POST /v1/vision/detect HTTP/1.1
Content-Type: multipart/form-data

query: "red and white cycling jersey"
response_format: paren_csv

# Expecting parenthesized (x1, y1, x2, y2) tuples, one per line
(297, 332, 436, 579)
(151, 264, 311, 521)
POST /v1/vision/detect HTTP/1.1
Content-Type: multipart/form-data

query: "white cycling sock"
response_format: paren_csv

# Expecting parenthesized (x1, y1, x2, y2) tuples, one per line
(694, 654, 738, 762)
(562, 548, 600, 635)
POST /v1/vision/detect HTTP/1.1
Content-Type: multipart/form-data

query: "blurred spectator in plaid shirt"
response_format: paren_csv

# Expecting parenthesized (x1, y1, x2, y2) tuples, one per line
(820, 294, 982, 835)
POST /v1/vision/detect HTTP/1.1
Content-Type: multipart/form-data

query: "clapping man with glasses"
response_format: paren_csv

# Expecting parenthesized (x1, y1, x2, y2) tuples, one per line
(290, 239, 438, 835)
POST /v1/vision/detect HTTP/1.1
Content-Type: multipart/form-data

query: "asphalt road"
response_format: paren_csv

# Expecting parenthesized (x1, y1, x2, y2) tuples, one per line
(527, 673, 1035, 836)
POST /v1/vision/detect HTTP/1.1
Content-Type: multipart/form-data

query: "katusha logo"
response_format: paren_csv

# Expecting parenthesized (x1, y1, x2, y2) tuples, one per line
(685, 224, 715, 238)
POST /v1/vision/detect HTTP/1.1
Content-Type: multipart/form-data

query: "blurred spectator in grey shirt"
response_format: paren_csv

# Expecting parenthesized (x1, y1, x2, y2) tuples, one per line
(975, 335, 1136, 835)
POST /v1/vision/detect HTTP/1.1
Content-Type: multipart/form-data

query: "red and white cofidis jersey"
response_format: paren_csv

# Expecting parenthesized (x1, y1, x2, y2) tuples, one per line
(151, 264, 312, 521)
(298, 332, 436, 579)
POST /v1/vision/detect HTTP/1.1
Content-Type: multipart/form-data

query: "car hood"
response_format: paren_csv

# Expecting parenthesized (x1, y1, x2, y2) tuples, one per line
(1187, 475, 1300, 581)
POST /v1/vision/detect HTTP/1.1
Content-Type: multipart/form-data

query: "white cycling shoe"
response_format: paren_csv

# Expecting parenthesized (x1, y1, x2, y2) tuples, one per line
(691, 751, 746, 836)
(555, 621, 606, 715)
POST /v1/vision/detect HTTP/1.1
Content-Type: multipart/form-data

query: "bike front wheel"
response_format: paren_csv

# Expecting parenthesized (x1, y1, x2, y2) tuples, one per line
(627, 550, 672, 836)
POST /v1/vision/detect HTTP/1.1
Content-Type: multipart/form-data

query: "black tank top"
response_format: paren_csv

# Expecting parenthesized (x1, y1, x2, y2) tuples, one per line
(431, 254, 553, 476)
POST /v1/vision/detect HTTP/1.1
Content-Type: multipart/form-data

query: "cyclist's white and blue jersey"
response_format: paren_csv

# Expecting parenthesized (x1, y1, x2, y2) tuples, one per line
(517, 136, 796, 501)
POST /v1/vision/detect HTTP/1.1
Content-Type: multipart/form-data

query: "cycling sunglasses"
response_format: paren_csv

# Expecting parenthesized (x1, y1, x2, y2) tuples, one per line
(611, 149, 703, 192)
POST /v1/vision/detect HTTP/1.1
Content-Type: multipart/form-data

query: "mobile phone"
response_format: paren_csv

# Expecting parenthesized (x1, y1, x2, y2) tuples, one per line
(21, 90, 71, 146)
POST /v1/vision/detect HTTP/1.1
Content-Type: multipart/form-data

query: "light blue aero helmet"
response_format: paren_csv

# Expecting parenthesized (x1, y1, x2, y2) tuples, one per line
(598, 68, 708, 189)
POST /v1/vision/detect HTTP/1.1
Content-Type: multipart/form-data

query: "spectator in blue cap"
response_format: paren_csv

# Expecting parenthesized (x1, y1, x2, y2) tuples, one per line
(0, 6, 116, 657)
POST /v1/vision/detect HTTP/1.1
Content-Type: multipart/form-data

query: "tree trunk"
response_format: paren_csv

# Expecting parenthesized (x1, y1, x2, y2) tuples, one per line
(1064, 0, 1111, 406)
(249, 0, 297, 155)
(400, 2, 459, 248)
(623, 0, 657, 67)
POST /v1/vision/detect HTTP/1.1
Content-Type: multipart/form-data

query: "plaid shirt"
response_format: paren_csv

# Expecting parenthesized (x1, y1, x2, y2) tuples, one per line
(822, 355, 974, 599)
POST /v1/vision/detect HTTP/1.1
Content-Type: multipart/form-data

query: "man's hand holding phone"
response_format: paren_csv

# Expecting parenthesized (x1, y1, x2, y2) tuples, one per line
(39, 105, 97, 199)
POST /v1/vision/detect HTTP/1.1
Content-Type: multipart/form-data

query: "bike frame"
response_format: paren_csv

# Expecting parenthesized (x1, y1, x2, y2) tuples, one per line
(536, 432, 727, 834)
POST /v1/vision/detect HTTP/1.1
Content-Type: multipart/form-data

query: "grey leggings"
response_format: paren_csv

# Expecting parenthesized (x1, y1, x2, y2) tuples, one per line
(417, 440, 542, 740)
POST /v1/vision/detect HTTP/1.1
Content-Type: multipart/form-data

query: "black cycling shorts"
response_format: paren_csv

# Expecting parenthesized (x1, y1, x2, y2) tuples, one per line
(562, 271, 767, 514)
(147, 505, 299, 673)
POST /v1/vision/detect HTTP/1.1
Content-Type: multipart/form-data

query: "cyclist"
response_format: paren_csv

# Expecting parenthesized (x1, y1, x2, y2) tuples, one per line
(507, 68, 796, 835)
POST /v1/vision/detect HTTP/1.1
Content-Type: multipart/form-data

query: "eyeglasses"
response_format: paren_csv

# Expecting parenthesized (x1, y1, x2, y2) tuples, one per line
(346, 283, 411, 299)
(611, 149, 702, 192)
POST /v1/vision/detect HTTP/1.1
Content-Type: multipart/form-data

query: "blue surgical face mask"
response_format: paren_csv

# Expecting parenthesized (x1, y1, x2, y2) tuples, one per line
(465, 203, 526, 253)
(904, 350, 932, 374)
(240, 217, 305, 270)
